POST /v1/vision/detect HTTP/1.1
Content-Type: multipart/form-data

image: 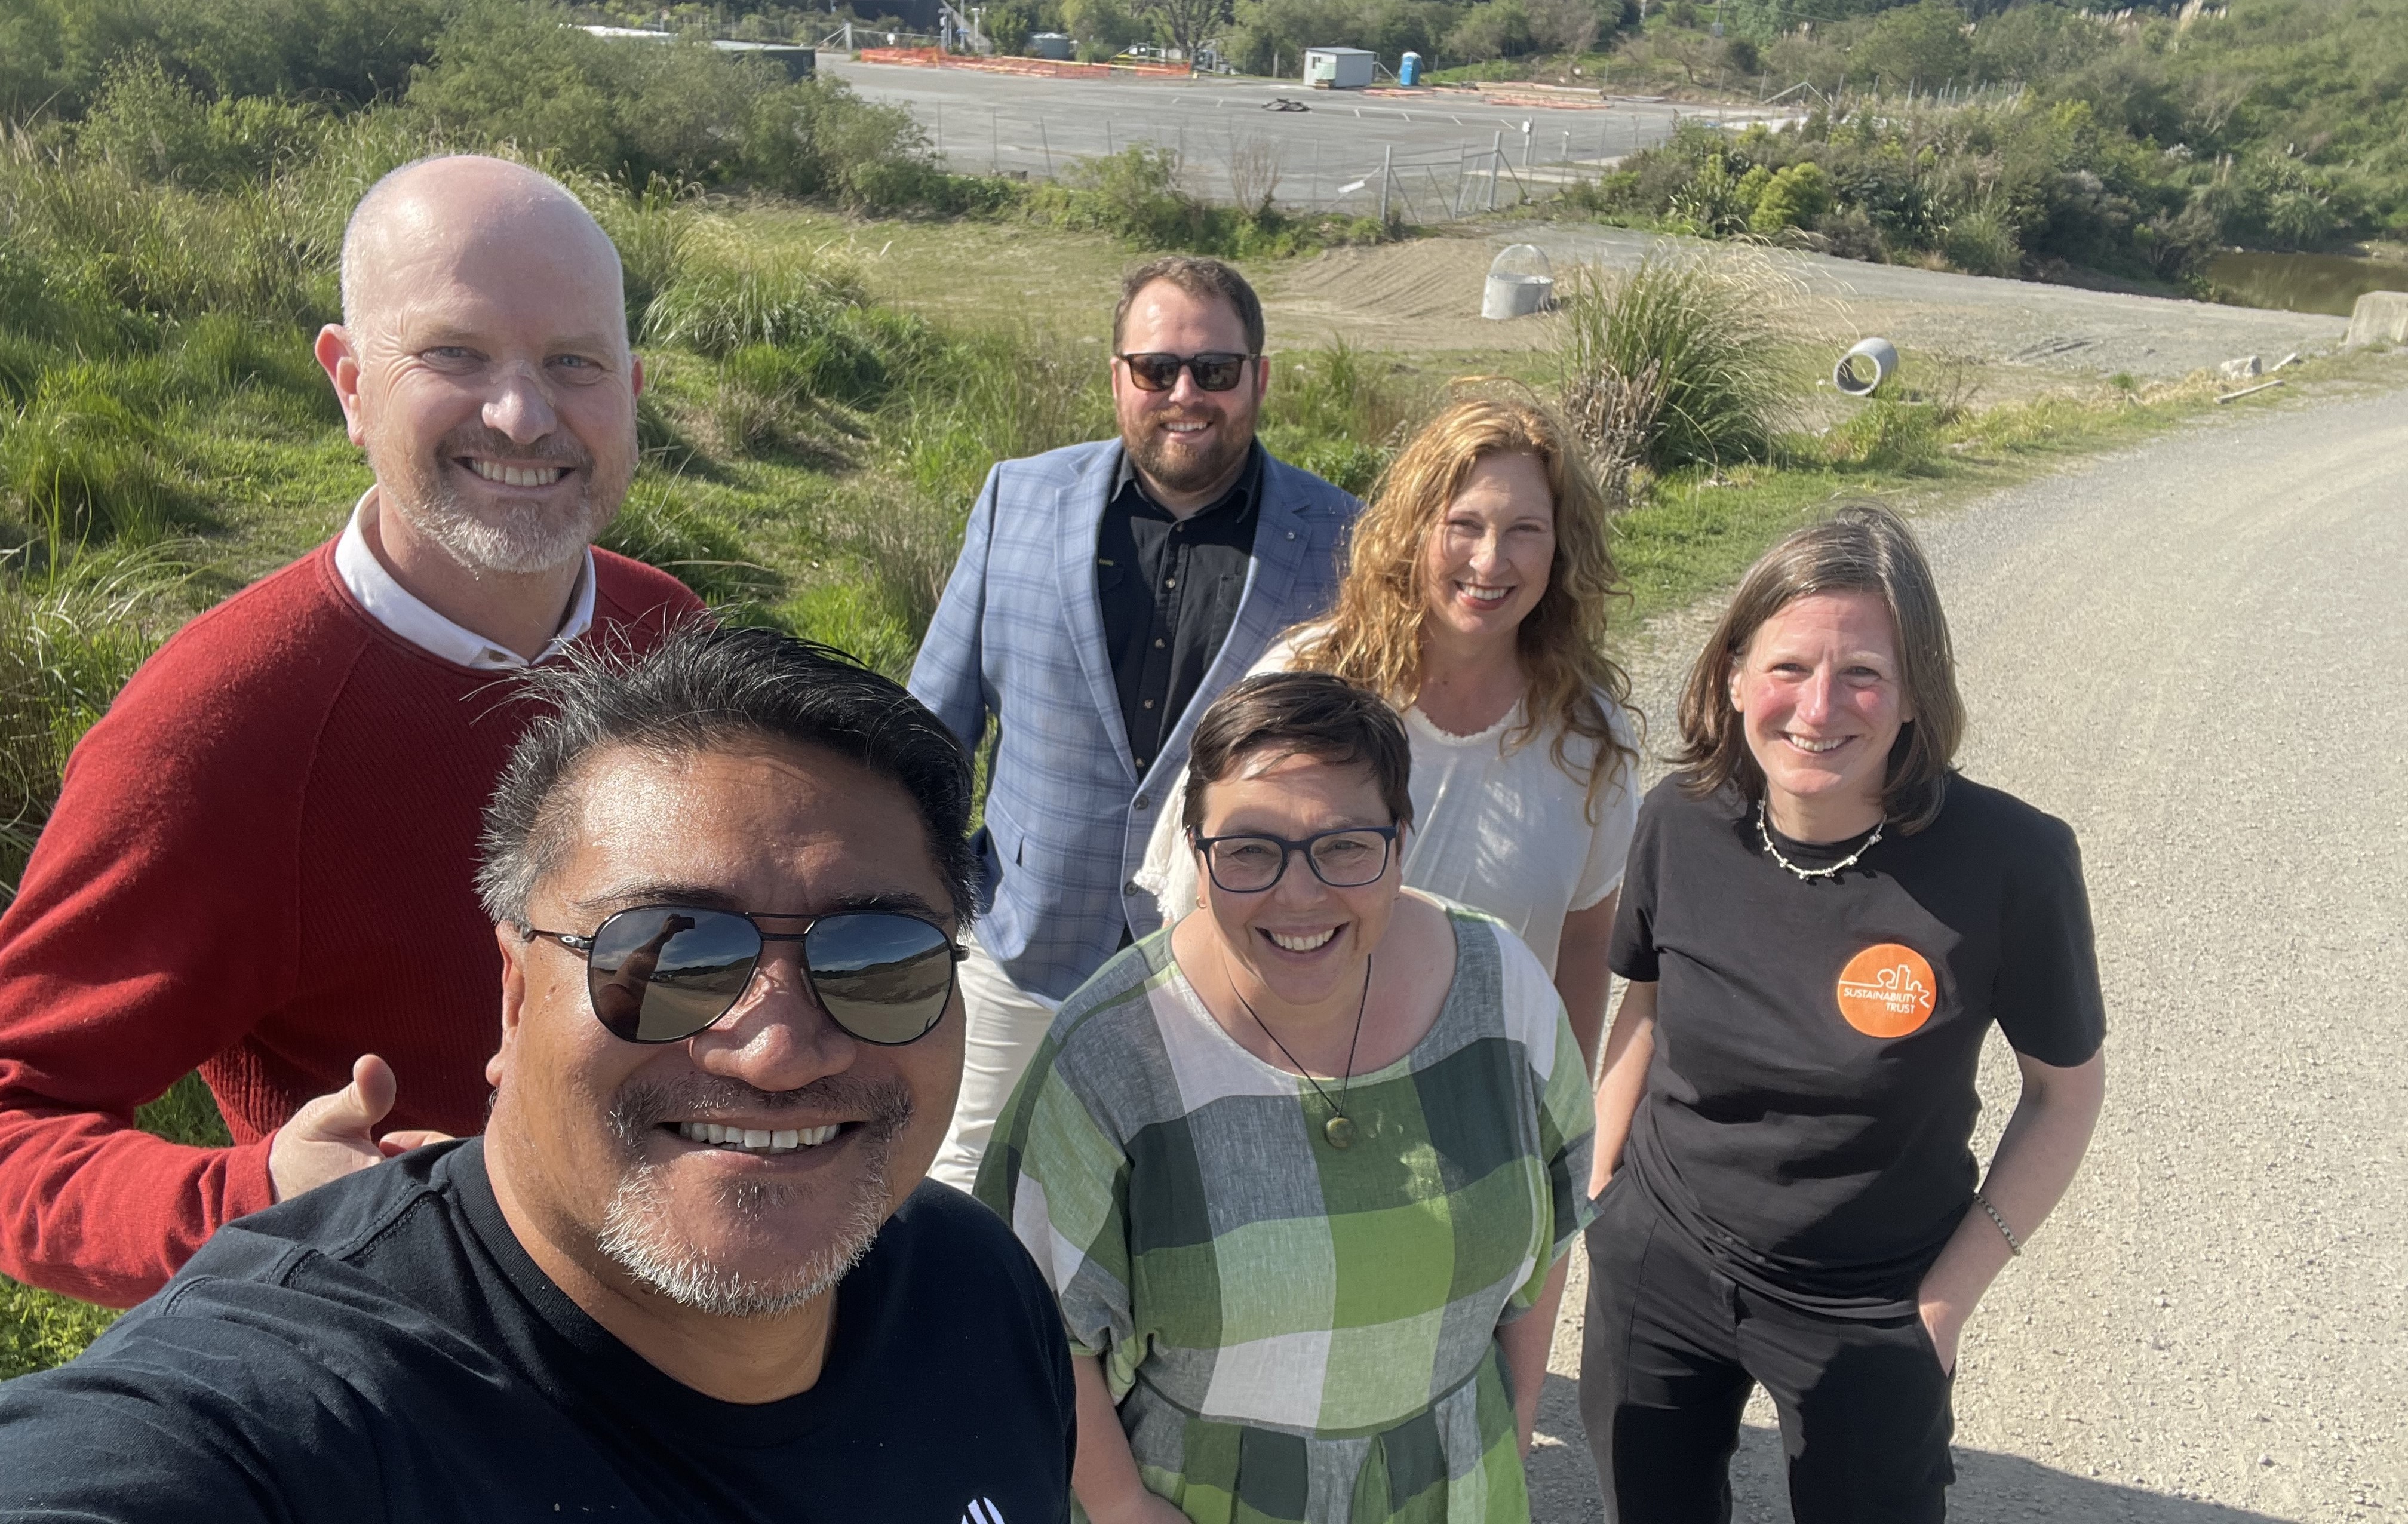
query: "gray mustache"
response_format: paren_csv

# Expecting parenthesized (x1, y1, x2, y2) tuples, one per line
(440, 427, 592, 469)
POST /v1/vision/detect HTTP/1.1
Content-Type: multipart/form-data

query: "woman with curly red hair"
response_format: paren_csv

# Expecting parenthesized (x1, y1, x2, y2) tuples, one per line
(1141, 392, 1642, 1065)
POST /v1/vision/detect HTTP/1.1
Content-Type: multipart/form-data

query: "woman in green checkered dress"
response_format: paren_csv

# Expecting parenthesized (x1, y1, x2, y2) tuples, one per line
(978, 672, 1595, 1524)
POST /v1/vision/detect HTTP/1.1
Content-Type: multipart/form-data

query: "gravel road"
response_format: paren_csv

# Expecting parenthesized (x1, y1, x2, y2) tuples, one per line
(1525, 374, 2408, 1523)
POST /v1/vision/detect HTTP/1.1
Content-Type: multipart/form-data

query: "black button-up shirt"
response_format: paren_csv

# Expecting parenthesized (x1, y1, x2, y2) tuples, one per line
(1096, 444, 1264, 778)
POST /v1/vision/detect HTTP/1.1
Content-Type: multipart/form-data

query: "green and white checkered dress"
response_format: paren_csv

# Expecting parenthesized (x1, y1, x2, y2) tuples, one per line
(976, 905, 1596, 1524)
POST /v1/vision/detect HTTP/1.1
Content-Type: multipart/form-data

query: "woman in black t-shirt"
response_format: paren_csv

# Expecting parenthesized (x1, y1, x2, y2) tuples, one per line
(1578, 505, 2106, 1524)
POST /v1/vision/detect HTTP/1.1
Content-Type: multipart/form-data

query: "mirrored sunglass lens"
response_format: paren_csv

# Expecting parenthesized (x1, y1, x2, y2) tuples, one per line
(588, 907, 760, 1042)
(806, 914, 956, 1044)
(1190, 356, 1246, 390)
(1126, 355, 1179, 391)
(1310, 832, 1390, 886)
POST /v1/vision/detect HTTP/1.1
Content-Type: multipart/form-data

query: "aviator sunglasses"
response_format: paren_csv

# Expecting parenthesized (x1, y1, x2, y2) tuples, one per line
(522, 905, 967, 1046)
(1117, 351, 1257, 392)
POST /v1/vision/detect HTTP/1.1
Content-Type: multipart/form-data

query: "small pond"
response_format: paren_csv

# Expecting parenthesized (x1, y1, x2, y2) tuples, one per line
(2207, 250, 2408, 317)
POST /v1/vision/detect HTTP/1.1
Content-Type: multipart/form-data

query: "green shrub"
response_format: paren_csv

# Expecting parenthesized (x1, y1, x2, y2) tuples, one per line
(1558, 252, 1789, 474)
(1940, 202, 2021, 278)
(73, 57, 325, 190)
(404, 3, 626, 173)
(1663, 152, 1754, 239)
(1749, 161, 1832, 236)
(1040, 148, 1220, 250)
(1259, 337, 1420, 491)
(1270, 437, 1390, 497)
(640, 258, 868, 359)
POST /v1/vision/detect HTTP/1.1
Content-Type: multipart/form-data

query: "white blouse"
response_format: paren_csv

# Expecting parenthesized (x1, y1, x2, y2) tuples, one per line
(1135, 632, 1640, 976)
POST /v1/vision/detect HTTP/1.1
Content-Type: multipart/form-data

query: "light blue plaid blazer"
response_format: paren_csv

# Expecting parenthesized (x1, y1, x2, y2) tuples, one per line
(908, 440, 1360, 1003)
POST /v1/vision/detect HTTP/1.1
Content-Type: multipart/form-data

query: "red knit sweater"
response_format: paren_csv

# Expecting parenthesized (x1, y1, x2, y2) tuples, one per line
(0, 541, 702, 1307)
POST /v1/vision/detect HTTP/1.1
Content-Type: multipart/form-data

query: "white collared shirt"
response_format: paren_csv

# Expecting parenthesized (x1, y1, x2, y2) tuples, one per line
(332, 490, 596, 671)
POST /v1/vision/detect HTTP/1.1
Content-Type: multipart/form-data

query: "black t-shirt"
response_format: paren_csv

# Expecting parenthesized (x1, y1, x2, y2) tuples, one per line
(1611, 773, 2105, 1317)
(0, 1139, 1075, 1522)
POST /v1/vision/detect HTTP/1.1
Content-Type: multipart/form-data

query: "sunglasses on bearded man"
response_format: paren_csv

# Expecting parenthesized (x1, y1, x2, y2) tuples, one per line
(1116, 351, 1257, 392)
(522, 904, 966, 1046)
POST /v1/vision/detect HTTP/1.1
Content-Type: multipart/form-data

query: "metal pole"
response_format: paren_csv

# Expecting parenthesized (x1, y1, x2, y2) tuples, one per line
(1040, 116, 1053, 176)
(1107, 119, 1114, 155)
(1488, 130, 1502, 211)
(1522, 121, 1533, 169)
(1379, 145, 1392, 222)
(935, 101, 942, 159)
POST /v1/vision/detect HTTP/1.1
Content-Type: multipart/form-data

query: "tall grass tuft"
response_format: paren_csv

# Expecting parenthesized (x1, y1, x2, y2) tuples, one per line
(0, 377, 208, 546)
(1557, 253, 1794, 476)
(1260, 338, 1422, 496)
(0, 546, 192, 890)
(639, 249, 870, 360)
(598, 481, 776, 612)
(895, 327, 1111, 508)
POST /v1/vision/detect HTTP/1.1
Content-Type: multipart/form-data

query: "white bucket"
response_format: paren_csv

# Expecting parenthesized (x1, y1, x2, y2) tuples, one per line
(1483, 273, 1555, 320)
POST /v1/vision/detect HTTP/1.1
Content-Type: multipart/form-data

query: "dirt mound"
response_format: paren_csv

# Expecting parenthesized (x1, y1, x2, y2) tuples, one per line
(1260, 239, 1564, 352)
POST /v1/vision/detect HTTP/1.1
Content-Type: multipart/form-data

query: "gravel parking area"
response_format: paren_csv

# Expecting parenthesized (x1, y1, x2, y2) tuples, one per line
(825, 58, 1711, 211)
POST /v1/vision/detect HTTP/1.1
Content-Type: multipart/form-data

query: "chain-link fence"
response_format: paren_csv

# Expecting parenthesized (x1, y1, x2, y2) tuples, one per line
(923, 103, 1673, 224)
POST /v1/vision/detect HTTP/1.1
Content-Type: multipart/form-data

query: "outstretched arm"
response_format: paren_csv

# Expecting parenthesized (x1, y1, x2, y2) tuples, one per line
(1915, 1048, 2106, 1371)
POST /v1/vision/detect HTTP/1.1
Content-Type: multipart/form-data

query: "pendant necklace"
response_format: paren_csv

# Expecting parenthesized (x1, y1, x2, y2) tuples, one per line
(1232, 957, 1372, 1150)
(1756, 797, 1884, 881)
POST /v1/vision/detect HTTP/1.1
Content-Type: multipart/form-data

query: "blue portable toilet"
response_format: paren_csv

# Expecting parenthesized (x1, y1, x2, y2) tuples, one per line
(1399, 50, 1422, 85)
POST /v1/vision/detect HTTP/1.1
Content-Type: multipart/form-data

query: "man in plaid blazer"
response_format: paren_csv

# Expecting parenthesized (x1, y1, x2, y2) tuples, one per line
(911, 257, 1360, 1188)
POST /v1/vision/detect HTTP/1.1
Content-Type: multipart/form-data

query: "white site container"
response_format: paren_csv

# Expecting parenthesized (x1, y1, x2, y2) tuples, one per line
(1303, 47, 1375, 89)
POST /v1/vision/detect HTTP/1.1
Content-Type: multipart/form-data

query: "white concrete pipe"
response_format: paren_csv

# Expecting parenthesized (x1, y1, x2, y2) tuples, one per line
(1834, 337, 1899, 397)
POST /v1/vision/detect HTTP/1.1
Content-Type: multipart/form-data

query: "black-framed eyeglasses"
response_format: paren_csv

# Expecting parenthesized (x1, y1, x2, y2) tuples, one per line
(1188, 825, 1400, 894)
(522, 904, 967, 1046)
(1117, 351, 1256, 392)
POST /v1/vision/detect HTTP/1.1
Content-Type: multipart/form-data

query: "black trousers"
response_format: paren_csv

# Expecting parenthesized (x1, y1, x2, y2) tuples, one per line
(1578, 1174, 1956, 1524)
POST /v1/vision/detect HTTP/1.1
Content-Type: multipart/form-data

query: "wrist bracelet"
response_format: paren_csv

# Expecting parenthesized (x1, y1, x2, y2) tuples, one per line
(1974, 1191, 2022, 1256)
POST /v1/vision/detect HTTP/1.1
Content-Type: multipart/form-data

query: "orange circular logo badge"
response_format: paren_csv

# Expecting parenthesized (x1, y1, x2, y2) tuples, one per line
(1836, 944, 1938, 1037)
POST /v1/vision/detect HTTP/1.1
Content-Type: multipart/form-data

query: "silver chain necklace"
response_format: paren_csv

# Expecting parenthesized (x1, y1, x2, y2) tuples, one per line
(1756, 797, 1884, 881)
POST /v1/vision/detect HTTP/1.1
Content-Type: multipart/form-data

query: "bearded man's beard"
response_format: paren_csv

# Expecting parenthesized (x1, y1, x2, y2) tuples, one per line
(1123, 410, 1254, 497)
(592, 1074, 913, 1320)
(374, 424, 626, 576)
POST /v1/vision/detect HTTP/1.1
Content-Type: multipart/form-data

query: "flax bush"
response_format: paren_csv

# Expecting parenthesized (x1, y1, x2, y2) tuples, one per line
(1557, 252, 1792, 475)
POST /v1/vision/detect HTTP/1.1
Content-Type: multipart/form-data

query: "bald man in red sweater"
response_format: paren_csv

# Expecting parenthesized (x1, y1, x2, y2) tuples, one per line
(0, 156, 705, 1307)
